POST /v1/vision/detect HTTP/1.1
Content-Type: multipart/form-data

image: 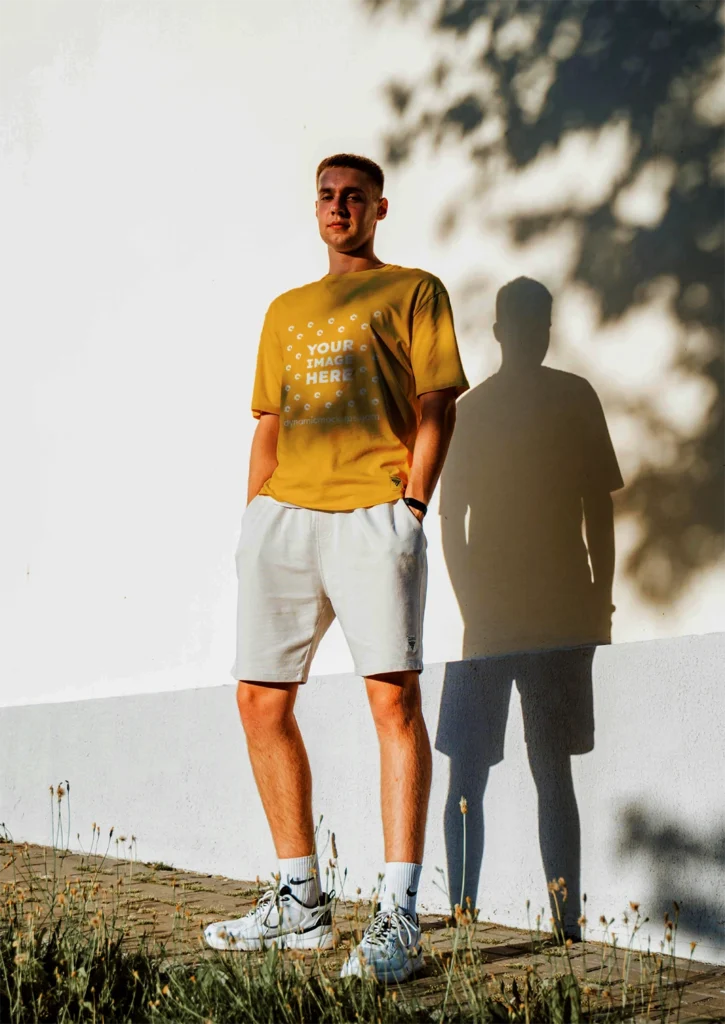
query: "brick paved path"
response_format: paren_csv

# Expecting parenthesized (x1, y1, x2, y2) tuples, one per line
(2, 842, 724, 1021)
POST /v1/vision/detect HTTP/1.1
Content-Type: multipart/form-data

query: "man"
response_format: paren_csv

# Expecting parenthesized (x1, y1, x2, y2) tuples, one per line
(204, 154, 468, 981)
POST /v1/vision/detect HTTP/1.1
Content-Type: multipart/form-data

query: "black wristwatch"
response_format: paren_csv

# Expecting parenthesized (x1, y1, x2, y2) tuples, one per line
(403, 497, 428, 517)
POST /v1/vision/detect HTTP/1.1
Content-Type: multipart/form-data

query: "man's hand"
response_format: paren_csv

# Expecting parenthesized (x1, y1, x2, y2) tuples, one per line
(409, 505, 425, 523)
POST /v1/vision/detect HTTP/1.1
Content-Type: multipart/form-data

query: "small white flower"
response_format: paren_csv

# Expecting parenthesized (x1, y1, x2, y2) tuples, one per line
(284, 385, 291, 391)
(350, 314, 358, 321)
(336, 389, 343, 397)
(288, 325, 294, 332)
(373, 310, 382, 318)
(325, 402, 332, 409)
(372, 375, 378, 382)
(317, 330, 323, 336)
(307, 321, 314, 328)
(328, 317, 335, 324)
(294, 373, 301, 380)
(284, 405, 291, 412)
(287, 345, 293, 351)
(286, 365, 292, 371)
(297, 333, 303, 340)
(314, 392, 321, 398)
(360, 344, 367, 351)
(295, 353, 301, 359)
(372, 398, 379, 405)
(294, 394, 301, 400)
(361, 323, 369, 330)
(359, 366, 367, 373)
(304, 404, 311, 411)
(338, 326, 344, 333)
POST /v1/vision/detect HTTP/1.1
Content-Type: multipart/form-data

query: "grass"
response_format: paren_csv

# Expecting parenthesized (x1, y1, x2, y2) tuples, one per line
(0, 790, 711, 1023)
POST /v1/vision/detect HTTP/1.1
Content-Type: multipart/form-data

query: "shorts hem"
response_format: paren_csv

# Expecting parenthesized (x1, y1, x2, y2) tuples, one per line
(231, 666, 307, 684)
(355, 661, 424, 678)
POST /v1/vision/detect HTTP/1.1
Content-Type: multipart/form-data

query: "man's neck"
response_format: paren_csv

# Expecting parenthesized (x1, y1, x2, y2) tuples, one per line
(326, 248, 386, 276)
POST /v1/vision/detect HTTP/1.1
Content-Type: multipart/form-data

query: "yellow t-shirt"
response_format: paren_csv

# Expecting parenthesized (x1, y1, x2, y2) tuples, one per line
(251, 264, 469, 510)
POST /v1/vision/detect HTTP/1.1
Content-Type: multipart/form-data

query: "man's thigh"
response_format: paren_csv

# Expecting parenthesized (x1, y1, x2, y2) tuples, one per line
(322, 500, 428, 678)
(232, 497, 333, 683)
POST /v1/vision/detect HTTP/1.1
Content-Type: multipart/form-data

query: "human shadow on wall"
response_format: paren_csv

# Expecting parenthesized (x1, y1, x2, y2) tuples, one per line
(436, 278, 624, 937)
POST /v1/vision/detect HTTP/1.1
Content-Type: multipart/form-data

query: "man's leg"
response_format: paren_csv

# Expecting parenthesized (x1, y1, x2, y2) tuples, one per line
(365, 670, 432, 894)
(236, 680, 315, 859)
(204, 679, 332, 951)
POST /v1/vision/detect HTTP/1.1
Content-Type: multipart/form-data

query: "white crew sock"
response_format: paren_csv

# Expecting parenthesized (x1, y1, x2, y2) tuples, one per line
(380, 862, 422, 917)
(278, 853, 321, 906)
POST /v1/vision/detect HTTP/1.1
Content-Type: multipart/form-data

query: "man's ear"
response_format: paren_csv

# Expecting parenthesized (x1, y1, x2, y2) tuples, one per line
(377, 197, 388, 221)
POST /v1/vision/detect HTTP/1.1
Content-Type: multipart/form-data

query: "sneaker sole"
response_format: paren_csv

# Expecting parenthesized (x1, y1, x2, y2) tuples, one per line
(205, 923, 334, 952)
(340, 951, 424, 983)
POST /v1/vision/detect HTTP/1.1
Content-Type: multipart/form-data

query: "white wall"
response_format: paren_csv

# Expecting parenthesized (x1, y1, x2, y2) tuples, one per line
(2, 0, 723, 708)
(2, 634, 723, 964)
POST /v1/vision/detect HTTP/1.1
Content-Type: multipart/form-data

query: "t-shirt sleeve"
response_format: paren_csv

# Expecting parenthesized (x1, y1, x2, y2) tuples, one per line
(411, 282, 469, 398)
(579, 382, 624, 493)
(251, 302, 282, 419)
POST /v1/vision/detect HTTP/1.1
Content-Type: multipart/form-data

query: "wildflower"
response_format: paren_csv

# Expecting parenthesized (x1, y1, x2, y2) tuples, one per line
(690, 941, 697, 954)
(132, 971, 139, 981)
(331, 832, 338, 859)
(56, 893, 66, 906)
(459, 796, 468, 815)
(630, 901, 640, 913)
(548, 880, 560, 893)
(118, 835, 127, 843)
(600, 915, 607, 926)
(578, 915, 587, 927)
(162, 985, 170, 996)
(49, 786, 54, 796)
(190, 975, 196, 983)
(57, 786, 65, 800)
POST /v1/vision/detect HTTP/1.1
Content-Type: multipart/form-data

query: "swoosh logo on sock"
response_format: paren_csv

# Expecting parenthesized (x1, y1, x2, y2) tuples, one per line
(288, 876, 315, 886)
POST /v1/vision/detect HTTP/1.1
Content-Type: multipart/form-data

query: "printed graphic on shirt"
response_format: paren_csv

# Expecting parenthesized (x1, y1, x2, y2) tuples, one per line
(280, 309, 385, 431)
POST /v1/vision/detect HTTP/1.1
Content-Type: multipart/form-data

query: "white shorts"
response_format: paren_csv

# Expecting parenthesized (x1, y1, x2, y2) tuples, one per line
(232, 496, 428, 682)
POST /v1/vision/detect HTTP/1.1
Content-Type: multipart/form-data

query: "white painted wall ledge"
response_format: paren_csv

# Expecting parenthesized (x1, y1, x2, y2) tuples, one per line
(2, 632, 723, 964)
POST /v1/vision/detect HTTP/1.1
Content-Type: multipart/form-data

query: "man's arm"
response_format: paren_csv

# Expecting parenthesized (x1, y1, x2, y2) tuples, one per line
(583, 487, 615, 640)
(405, 388, 459, 519)
(247, 412, 279, 505)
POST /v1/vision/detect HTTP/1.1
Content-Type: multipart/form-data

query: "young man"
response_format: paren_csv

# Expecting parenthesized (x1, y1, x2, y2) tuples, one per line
(205, 154, 468, 981)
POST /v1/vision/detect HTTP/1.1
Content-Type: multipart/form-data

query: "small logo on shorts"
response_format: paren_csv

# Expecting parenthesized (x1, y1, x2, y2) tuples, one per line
(407, 635, 417, 652)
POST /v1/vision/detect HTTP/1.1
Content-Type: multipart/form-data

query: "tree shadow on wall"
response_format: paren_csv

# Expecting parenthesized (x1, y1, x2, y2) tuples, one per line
(364, 0, 724, 608)
(619, 804, 725, 949)
(434, 276, 623, 936)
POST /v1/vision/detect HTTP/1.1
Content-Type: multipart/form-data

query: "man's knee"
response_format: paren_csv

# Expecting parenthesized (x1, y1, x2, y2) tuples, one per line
(236, 681, 296, 735)
(367, 672, 423, 733)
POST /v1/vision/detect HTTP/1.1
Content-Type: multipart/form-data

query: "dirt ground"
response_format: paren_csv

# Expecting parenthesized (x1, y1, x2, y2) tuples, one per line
(2, 841, 724, 1021)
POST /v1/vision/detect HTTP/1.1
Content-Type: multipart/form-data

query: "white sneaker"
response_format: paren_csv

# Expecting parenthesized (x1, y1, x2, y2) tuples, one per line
(204, 885, 334, 951)
(340, 907, 424, 982)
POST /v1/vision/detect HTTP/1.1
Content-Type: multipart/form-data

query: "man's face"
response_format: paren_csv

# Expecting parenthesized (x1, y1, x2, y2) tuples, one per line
(315, 166, 387, 252)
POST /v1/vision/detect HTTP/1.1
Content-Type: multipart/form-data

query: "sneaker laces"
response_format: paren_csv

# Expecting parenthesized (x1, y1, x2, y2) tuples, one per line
(245, 888, 277, 919)
(363, 907, 417, 949)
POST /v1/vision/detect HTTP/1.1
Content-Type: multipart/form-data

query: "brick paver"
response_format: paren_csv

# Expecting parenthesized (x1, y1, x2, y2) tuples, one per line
(2, 841, 724, 1021)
